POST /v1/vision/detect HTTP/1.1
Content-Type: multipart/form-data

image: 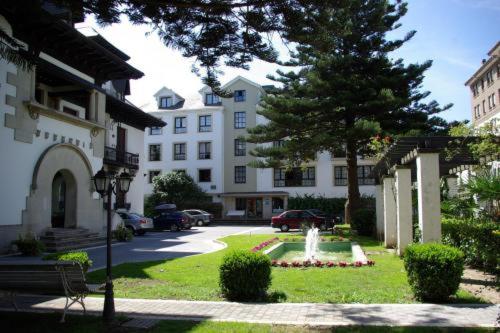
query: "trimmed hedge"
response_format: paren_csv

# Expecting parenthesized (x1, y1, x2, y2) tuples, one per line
(404, 243, 464, 302)
(288, 194, 374, 219)
(13, 234, 45, 256)
(442, 217, 499, 272)
(351, 208, 375, 236)
(144, 194, 223, 218)
(43, 251, 93, 272)
(114, 224, 133, 242)
(219, 250, 271, 301)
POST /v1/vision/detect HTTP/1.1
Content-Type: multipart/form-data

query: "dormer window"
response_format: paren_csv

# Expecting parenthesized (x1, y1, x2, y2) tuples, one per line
(205, 93, 220, 105)
(234, 90, 246, 102)
(159, 96, 173, 109)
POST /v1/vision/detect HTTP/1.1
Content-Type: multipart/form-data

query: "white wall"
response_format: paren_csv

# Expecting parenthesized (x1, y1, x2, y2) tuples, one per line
(144, 108, 224, 196)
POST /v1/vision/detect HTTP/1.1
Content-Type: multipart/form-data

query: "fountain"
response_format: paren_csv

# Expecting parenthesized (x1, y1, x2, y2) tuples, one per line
(304, 226, 319, 261)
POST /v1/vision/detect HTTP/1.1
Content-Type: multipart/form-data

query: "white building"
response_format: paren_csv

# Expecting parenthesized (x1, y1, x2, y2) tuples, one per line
(0, 4, 164, 252)
(144, 76, 375, 219)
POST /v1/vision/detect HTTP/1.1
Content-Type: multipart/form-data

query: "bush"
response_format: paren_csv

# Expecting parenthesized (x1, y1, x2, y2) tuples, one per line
(43, 251, 93, 272)
(114, 224, 133, 242)
(219, 250, 271, 301)
(144, 195, 222, 218)
(442, 217, 499, 272)
(351, 208, 375, 236)
(13, 234, 45, 256)
(404, 243, 464, 302)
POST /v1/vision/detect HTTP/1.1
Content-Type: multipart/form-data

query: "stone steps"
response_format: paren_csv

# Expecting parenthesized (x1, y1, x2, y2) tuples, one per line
(41, 228, 106, 252)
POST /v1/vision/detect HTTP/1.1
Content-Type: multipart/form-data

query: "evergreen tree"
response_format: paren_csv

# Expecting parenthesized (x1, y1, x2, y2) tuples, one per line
(246, 0, 451, 223)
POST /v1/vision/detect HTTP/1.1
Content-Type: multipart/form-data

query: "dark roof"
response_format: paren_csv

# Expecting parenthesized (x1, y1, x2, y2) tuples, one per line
(1, 4, 143, 82)
(88, 35, 130, 61)
(370, 136, 498, 183)
(106, 96, 166, 131)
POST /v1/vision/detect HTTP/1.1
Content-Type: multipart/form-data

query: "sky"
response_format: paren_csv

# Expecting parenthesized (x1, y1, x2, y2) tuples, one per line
(78, 0, 500, 122)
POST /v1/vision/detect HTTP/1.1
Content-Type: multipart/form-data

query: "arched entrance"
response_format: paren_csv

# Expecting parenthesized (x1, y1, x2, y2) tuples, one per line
(51, 170, 77, 228)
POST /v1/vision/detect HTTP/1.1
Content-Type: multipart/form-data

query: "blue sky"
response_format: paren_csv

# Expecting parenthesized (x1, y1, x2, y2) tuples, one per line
(81, 0, 499, 122)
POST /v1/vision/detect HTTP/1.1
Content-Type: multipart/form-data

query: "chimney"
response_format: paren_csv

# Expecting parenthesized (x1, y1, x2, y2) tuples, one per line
(482, 59, 486, 64)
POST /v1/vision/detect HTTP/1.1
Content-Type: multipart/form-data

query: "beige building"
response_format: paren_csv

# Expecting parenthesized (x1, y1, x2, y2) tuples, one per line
(465, 41, 500, 128)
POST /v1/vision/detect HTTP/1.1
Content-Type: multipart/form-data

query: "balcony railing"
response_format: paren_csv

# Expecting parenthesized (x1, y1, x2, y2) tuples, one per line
(104, 146, 139, 169)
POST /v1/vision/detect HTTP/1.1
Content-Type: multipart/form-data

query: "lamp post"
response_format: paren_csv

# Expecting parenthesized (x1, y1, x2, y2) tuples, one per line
(92, 168, 132, 323)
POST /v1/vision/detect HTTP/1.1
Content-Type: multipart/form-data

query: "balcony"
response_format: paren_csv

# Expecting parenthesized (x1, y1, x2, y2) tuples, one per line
(104, 146, 139, 170)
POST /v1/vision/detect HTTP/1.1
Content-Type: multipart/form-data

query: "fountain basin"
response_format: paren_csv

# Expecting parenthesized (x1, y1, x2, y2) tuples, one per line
(264, 241, 368, 264)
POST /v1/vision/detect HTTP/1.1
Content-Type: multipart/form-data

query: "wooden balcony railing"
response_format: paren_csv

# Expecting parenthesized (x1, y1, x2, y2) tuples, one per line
(104, 146, 139, 169)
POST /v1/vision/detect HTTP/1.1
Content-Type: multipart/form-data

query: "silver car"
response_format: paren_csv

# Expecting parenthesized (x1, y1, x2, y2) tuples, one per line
(183, 209, 213, 226)
(117, 210, 153, 235)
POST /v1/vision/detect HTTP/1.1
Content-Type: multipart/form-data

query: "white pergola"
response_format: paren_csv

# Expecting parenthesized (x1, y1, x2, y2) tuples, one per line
(371, 137, 482, 255)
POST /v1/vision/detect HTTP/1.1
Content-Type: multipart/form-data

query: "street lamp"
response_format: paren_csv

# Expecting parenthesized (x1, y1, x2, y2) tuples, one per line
(92, 167, 133, 323)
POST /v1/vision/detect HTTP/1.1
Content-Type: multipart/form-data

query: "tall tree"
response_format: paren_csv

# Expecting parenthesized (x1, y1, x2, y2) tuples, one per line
(246, 0, 451, 223)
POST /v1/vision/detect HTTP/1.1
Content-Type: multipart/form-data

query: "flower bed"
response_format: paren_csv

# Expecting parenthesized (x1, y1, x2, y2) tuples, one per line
(250, 237, 279, 252)
(271, 259, 375, 268)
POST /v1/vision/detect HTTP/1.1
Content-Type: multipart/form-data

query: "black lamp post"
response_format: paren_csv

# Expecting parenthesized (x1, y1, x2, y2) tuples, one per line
(92, 167, 132, 323)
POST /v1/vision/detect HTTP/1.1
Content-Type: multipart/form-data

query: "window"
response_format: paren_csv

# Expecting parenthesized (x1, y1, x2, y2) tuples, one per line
(358, 165, 375, 185)
(148, 170, 161, 183)
(272, 197, 284, 212)
(173, 143, 186, 160)
(198, 142, 211, 159)
(234, 90, 246, 102)
(172, 169, 186, 174)
(274, 167, 315, 187)
(159, 96, 173, 108)
(234, 139, 246, 156)
(285, 211, 299, 218)
(488, 93, 496, 109)
(148, 144, 161, 161)
(482, 100, 486, 114)
(199, 115, 212, 132)
(149, 127, 162, 135)
(199, 169, 211, 182)
(234, 166, 246, 183)
(235, 198, 246, 211)
(334, 165, 374, 186)
(472, 84, 479, 98)
(234, 111, 246, 128)
(174, 117, 187, 134)
(486, 70, 494, 86)
(474, 105, 481, 119)
(273, 140, 285, 148)
(205, 93, 220, 105)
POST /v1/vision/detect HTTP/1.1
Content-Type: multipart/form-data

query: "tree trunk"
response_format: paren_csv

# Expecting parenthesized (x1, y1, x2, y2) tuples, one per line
(344, 140, 361, 224)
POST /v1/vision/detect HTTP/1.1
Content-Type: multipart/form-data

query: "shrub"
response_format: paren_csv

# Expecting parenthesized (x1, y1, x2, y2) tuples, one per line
(442, 217, 499, 272)
(13, 234, 45, 256)
(114, 224, 133, 242)
(43, 251, 93, 272)
(351, 208, 375, 236)
(219, 250, 271, 301)
(288, 194, 374, 220)
(404, 243, 464, 302)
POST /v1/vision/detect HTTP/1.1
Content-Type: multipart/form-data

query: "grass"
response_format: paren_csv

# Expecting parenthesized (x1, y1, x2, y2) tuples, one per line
(87, 226, 484, 303)
(0, 312, 495, 333)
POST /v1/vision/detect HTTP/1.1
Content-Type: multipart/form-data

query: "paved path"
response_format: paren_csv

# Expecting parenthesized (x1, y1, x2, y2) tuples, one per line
(0, 226, 277, 271)
(1, 296, 498, 328)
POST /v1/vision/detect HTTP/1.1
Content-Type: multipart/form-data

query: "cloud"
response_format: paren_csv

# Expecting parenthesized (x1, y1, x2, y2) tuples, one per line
(441, 56, 477, 70)
(451, 0, 500, 11)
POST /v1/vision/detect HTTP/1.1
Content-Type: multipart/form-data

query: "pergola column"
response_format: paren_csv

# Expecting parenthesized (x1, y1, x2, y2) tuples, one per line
(444, 175, 459, 198)
(416, 152, 441, 243)
(395, 166, 412, 255)
(375, 184, 384, 241)
(383, 176, 397, 248)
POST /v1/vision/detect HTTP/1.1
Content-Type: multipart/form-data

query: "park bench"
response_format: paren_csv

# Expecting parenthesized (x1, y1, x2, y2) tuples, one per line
(0, 261, 103, 322)
(226, 210, 245, 219)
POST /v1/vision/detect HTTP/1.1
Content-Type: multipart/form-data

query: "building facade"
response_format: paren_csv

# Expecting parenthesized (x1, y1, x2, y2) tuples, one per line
(0, 4, 164, 252)
(144, 76, 375, 219)
(465, 41, 499, 129)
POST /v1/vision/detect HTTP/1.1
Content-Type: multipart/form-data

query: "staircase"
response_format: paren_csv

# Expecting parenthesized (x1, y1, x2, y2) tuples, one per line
(40, 228, 106, 252)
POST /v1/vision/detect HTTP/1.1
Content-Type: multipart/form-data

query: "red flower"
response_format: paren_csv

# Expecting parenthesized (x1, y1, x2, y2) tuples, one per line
(339, 237, 344, 241)
(354, 261, 363, 267)
(303, 260, 311, 267)
(339, 261, 347, 267)
(367, 260, 375, 266)
(271, 259, 278, 266)
(326, 261, 336, 267)
(280, 261, 289, 267)
(292, 261, 302, 267)
(315, 260, 324, 267)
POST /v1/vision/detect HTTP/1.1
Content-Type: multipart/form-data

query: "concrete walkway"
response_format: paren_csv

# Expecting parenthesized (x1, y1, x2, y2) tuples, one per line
(2, 295, 498, 328)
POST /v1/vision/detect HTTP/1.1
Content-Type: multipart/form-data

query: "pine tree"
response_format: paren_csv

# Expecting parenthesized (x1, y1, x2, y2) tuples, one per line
(246, 0, 451, 223)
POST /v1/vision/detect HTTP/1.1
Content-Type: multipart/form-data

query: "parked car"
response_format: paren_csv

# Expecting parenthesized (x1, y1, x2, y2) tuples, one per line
(153, 204, 192, 231)
(116, 210, 153, 235)
(183, 209, 213, 226)
(305, 209, 335, 228)
(271, 210, 327, 232)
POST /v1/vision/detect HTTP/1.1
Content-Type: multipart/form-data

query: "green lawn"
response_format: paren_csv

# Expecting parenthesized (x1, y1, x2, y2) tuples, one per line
(0, 312, 494, 333)
(87, 228, 482, 303)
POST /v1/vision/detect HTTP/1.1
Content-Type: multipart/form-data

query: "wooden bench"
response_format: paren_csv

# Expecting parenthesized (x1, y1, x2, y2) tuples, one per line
(0, 261, 103, 322)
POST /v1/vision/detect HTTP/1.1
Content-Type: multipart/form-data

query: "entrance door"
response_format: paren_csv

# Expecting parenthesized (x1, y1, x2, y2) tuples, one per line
(255, 198, 263, 218)
(116, 126, 126, 163)
(51, 172, 66, 228)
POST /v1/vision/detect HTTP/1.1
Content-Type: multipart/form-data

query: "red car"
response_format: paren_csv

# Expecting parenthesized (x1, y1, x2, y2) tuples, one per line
(271, 210, 327, 232)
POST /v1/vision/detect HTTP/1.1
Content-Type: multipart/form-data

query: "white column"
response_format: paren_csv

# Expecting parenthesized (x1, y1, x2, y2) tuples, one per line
(395, 167, 412, 255)
(383, 176, 397, 248)
(416, 152, 441, 243)
(375, 184, 384, 241)
(445, 176, 459, 198)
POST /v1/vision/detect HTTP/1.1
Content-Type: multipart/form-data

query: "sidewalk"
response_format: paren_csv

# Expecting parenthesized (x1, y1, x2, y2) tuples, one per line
(1, 295, 498, 328)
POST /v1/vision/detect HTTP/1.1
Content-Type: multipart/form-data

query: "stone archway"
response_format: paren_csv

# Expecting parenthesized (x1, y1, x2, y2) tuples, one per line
(22, 144, 104, 235)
